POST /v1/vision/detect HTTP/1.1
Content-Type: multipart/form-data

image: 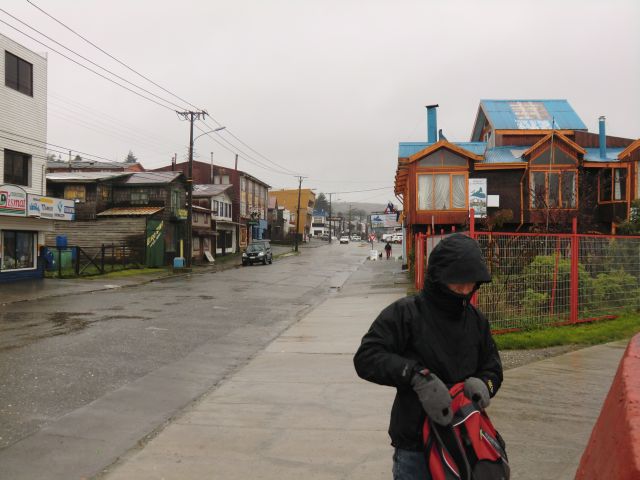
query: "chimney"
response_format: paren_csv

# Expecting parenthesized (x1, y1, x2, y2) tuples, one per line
(426, 104, 439, 143)
(599, 116, 606, 159)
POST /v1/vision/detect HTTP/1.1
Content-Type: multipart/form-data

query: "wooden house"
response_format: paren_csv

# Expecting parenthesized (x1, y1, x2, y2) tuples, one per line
(395, 101, 639, 258)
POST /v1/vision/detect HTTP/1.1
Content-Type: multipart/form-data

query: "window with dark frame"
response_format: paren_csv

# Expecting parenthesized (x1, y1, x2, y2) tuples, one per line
(599, 168, 627, 202)
(5, 51, 33, 96)
(3, 149, 30, 186)
(530, 170, 576, 209)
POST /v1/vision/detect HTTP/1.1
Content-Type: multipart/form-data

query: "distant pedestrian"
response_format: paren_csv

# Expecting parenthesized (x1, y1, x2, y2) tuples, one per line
(384, 241, 392, 260)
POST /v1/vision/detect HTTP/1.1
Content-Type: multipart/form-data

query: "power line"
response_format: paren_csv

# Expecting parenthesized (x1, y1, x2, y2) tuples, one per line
(323, 186, 393, 195)
(0, 18, 178, 112)
(26, 1, 296, 176)
(0, 8, 188, 111)
(0, 129, 123, 165)
(27, 0, 201, 112)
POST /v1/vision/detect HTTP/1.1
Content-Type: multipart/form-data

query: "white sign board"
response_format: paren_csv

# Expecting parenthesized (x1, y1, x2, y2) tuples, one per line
(487, 195, 500, 208)
(0, 184, 27, 217)
(370, 213, 399, 228)
(27, 195, 75, 221)
(468, 178, 487, 218)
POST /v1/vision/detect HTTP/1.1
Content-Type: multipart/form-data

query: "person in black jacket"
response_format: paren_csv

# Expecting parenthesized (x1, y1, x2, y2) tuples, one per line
(354, 233, 503, 479)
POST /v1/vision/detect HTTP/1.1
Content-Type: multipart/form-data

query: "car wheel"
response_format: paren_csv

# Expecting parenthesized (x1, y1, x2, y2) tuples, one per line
(269, 257, 273, 264)
(242, 261, 247, 266)
(262, 258, 267, 265)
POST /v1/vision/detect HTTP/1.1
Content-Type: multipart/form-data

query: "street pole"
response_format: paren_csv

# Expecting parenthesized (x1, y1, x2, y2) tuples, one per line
(348, 203, 352, 239)
(176, 110, 208, 268)
(294, 176, 304, 252)
(328, 192, 332, 244)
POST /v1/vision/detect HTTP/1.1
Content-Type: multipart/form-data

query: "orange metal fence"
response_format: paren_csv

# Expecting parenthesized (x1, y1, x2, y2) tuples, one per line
(414, 218, 640, 332)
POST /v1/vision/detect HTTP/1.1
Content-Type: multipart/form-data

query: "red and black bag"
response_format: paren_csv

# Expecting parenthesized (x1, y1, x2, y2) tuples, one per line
(422, 383, 510, 480)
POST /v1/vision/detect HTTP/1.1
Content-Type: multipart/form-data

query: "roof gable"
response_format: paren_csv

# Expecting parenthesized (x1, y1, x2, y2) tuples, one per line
(407, 140, 483, 164)
(471, 100, 587, 141)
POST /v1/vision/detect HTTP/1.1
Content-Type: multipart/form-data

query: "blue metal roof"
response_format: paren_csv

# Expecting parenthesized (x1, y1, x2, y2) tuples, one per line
(583, 148, 625, 162)
(480, 100, 587, 131)
(398, 142, 486, 158)
(484, 147, 528, 164)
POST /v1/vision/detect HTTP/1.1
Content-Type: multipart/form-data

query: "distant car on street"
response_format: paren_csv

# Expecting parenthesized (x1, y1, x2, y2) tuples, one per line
(350, 235, 361, 241)
(391, 234, 403, 243)
(242, 243, 273, 265)
(339, 236, 350, 244)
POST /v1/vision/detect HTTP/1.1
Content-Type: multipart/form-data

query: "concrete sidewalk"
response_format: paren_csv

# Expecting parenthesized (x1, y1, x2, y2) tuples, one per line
(99, 257, 626, 480)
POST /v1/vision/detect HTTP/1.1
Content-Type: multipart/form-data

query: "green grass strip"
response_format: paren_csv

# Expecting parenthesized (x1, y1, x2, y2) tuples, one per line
(494, 313, 640, 350)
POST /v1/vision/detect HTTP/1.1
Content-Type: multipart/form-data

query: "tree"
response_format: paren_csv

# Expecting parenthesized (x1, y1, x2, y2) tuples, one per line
(46, 152, 58, 162)
(125, 150, 138, 163)
(315, 192, 329, 213)
(73, 154, 82, 162)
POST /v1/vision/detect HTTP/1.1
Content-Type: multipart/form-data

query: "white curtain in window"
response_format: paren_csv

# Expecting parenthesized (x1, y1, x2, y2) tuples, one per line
(434, 175, 450, 210)
(614, 169, 622, 200)
(452, 175, 466, 209)
(418, 175, 433, 210)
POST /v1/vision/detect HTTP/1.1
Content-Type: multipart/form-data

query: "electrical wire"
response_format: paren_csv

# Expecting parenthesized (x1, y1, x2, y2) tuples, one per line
(0, 18, 178, 112)
(0, 8, 189, 111)
(27, 0, 200, 112)
(26, 1, 298, 176)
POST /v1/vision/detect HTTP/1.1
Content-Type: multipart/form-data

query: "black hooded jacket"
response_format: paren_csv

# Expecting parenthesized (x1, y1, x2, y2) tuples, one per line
(353, 234, 503, 451)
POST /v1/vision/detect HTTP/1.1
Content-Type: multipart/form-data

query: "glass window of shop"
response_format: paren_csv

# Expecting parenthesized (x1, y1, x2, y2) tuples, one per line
(1, 230, 36, 270)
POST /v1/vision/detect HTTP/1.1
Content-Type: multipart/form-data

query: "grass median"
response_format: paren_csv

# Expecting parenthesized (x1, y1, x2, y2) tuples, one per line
(494, 312, 640, 350)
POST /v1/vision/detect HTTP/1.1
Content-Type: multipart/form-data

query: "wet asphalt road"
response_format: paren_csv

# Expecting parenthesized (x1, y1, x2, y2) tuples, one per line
(0, 241, 366, 452)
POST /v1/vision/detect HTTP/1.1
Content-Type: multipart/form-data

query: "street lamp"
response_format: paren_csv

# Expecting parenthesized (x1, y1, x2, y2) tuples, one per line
(186, 125, 226, 268)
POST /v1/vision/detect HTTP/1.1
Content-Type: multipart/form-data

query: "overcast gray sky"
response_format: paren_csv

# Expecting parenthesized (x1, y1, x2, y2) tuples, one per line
(3, 0, 639, 206)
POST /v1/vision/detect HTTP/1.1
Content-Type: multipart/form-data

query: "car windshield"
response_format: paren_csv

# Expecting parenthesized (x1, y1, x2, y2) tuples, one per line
(246, 244, 265, 253)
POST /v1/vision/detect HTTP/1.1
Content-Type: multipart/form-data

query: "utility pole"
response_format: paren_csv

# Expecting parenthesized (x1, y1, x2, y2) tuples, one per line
(293, 176, 307, 252)
(348, 203, 352, 238)
(176, 110, 207, 268)
(328, 192, 333, 244)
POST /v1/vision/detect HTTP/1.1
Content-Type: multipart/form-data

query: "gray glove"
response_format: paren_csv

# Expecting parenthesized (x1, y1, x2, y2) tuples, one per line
(464, 377, 490, 408)
(411, 372, 452, 426)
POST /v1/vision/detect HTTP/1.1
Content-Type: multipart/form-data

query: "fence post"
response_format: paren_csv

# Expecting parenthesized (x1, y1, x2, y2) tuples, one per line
(415, 233, 424, 291)
(570, 217, 579, 324)
(74, 247, 80, 276)
(101, 244, 105, 273)
(122, 242, 126, 269)
(469, 208, 475, 239)
(112, 244, 115, 271)
(57, 247, 62, 278)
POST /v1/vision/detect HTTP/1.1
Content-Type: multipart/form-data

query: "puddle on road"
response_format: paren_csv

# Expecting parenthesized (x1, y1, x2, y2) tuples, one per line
(0, 311, 94, 351)
(0, 311, 149, 351)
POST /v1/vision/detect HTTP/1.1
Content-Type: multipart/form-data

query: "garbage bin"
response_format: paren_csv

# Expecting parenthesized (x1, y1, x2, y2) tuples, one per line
(55, 235, 68, 249)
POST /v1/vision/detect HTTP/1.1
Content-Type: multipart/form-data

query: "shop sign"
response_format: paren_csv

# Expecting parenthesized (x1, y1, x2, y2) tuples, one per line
(0, 184, 27, 217)
(27, 195, 75, 221)
(468, 178, 487, 218)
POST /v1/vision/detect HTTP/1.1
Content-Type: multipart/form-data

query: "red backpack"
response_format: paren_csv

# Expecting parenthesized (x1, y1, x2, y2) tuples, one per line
(422, 383, 510, 480)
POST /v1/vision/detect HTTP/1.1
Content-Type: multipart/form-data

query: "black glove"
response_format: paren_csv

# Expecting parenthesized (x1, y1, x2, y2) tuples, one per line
(411, 371, 452, 426)
(464, 377, 491, 408)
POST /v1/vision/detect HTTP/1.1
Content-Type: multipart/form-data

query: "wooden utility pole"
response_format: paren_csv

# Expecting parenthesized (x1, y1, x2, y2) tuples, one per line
(294, 176, 305, 252)
(176, 110, 207, 268)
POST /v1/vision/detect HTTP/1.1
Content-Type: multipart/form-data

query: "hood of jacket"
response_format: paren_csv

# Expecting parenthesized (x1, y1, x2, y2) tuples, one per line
(423, 233, 491, 316)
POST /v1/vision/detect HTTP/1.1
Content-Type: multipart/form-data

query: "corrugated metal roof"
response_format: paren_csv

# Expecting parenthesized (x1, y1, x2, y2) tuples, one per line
(96, 207, 163, 216)
(47, 160, 130, 170)
(484, 147, 528, 164)
(46, 171, 130, 182)
(583, 148, 625, 162)
(398, 142, 486, 158)
(480, 100, 587, 130)
(118, 172, 183, 184)
(193, 184, 233, 196)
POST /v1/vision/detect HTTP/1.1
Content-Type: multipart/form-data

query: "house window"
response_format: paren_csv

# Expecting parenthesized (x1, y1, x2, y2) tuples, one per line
(221, 175, 229, 185)
(599, 168, 627, 202)
(530, 171, 576, 208)
(417, 174, 466, 210)
(64, 185, 86, 202)
(3, 150, 30, 186)
(5, 51, 33, 96)
(100, 185, 111, 201)
(1, 230, 35, 270)
(130, 190, 149, 205)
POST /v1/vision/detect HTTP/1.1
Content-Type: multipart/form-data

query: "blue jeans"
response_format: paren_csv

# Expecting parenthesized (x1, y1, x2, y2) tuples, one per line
(392, 448, 428, 480)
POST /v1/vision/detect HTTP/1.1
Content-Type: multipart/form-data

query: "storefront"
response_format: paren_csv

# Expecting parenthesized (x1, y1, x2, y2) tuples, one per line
(0, 185, 74, 283)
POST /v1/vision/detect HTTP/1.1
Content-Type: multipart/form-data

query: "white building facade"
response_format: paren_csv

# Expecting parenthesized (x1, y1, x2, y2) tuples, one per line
(0, 34, 73, 282)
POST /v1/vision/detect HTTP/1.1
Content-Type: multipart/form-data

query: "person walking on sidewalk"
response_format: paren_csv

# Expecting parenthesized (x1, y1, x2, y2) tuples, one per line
(353, 233, 503, 479)
(385, 241, 392, 260)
